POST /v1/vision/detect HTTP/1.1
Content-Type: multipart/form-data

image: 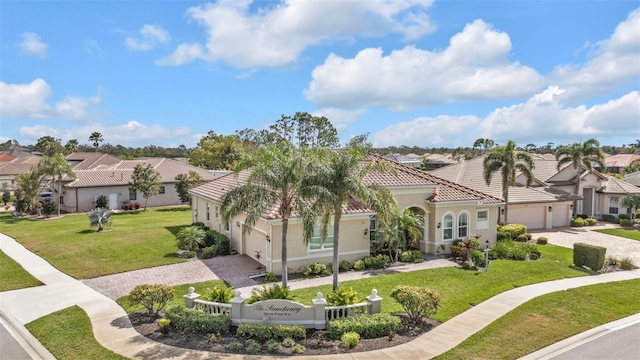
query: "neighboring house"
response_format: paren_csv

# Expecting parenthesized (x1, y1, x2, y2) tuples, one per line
(59, 155, 221, 213)
(0, 155, 43, 190)
(430, 155, 640, 230)
(189, 155, 502, 274)
(422, 153, 457, 170)
(624, 171, 640, 187)
(382, 153, 422, 168)
(596, 154, 640, 174)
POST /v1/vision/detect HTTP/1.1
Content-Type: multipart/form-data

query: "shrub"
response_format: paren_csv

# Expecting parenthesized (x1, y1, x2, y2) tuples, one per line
(339, 260, 353, 272)
(390, 285, 441, 323)
(246, 284, 294, 304)
(14, 199, 27, 214)
(203, 286, 234, 303)
(470, 249, 486, 268)
(496, 228, 511, 241)
(515, 234, 529, 242)
(326, 287, 362, 306)
(450, 245, 468, 260)
(499, 224, 528, 239)
(203, 230, 217, 247)
(327, 313, 402, 340)
(620, 257, 636, 270)
(264, 272, 277, 282)
(362, 255, 385, 269)
(570, 217, 585, 227)
(620, 219, 634, 227)
(185, 250, 197, 258)
(528, 245, 541, 260)
(165, 306, 232, 334)
(236, 323, 306, 342)
(2, 190, 10, 205)
(158, 318, 171, 333)
(245, 339, 261, 355)
(291, 344, 306, 354)
(489, 241, 541, 261)
(175, 226, 206, 252)
(208, 333, 218, 343)
(525, 233, 533, 240)
(311, 263, 327, 275)
(42, 200, 57, 217)
(265, 339, 281, 352)
(299, 265, 312, 277)
(618, 214, 631, 220)
(95, 195, 108, 208)
(536, 237, 548, 245)
(201, 245, 218, 259)
(216, 234, 231, 255)
(573, 243, 606, 271)
(635, 219, 640, 225)
(228, 341, 243, 352)
(282, 337, 296, 348)
(353, 260, 365, 270)
(341, 331, 360, 348)
(128, 284, 175, 315)
(585, 217, 597, 226)
(400, 250, 424, 263)
(601, 214, 616, 223)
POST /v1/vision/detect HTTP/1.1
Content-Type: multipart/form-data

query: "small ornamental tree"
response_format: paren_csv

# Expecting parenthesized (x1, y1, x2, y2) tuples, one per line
(390, 285, 441, 324)
(128, 284, 175, 315)
(174, 171, 205, 204)
(129, 164, 161, 211)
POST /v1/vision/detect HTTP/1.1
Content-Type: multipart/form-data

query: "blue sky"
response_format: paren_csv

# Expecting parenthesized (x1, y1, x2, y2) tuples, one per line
(1, 0, 639, 149)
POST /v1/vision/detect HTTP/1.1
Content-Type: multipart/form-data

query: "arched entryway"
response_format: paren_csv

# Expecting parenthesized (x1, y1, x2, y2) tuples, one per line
(405, 206, 426, 250)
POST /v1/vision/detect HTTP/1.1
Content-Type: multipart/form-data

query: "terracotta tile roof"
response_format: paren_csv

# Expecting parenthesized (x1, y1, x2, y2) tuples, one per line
(0, 153, 16, 162)
(598, 177, 640, 194)
(0, 155, 42, 175)
(65, 152, 122, 170)
(604, 154, 640, 168)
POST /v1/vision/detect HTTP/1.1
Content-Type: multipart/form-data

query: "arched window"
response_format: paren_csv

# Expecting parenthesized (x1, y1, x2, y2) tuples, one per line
(458, 211, 469, 239)
(443, 213, 454, 241)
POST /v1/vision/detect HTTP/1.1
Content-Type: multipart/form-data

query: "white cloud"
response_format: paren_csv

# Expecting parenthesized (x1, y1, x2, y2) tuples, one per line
(125, 24, 170, 51)
(0, 79, 100, 120)
(311, 108, 366, 132)
(305, 20, 544, 110)
(550, 8, 640, 102)
(157, 0, 435, 69)
(18, 32, 48, 58)
(371, 88, 640, 147)
(154, 43, 203, 66)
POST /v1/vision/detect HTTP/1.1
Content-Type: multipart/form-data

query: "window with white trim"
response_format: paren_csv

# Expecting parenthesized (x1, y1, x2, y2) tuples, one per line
(310, 225, 334, 250)
(609, 197, 619, 215)
(458, 212, 469, 238)
(476, 209, 489, 229)
(159, 186, 165, 194)
(369, 215, 377, 242)
(443, 213, 454, 241)
(206, 204, 210, 221)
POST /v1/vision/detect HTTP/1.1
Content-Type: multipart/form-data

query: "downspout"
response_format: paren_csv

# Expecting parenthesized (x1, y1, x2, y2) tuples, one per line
(75, 188, 79, 213)
(269, 223, 273, 273)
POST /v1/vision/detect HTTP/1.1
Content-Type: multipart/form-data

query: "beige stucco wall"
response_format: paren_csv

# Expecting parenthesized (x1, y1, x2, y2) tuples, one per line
(424, 203, 498, 254)
(65, 183, 184, 213)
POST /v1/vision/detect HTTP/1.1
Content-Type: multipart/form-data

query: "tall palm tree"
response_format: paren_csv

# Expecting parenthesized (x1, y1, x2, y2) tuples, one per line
(37, 152, 75, 216)
(620, 194, 640, 220)
(555, 138, 605, 216)
(64, 139, 80, 154)
(89, 132, 103, 152)
(483, 140, 535, 224)
(377, 207, 424, 262)
(304, 143, 396, 291)
(220, 142, 316, 287)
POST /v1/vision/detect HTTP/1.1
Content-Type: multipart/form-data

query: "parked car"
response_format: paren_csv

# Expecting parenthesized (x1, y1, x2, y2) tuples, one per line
(38, 192, 53, 203)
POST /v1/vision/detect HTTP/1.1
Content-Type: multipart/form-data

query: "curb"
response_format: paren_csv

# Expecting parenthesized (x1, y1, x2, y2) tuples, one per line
(0, 306, 56, 360)
(520, 312, 640, 360)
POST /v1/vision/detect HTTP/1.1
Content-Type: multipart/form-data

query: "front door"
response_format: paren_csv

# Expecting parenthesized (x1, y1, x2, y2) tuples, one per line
(109, 194, 117, 209)
(582, 188, 593, 216)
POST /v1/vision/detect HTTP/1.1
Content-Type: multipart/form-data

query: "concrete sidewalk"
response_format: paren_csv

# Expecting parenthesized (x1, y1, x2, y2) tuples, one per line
(2, 232, 640, 360)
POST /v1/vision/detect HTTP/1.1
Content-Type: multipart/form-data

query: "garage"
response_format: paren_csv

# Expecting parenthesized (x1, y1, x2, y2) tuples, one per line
(242, 225, 267, 268)
(508, 205, 546, 230)
(552, 203, 571, 228)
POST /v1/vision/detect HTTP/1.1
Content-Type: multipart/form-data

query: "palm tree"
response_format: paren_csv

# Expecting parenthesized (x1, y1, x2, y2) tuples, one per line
(625, 158, 640, 174)
(620, 194, 640, 220)
(555, 138, 605, 216)
(64, 139, 79, 154)
(305, 142, 396, 291)
(37, 152, 75, 216)
(377, 207, 424, 262)
(483, 140, 535, 224)
(175, 226, 206, 251)
(89, 132, 103, 152)
(88, 207, 112, 231)
(15, 170, 45, 213)
(220, 142, 316, 287)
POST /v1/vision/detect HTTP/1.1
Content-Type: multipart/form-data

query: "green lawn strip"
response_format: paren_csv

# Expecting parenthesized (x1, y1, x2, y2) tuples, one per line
(594, 228, 640, 241)
(116, 280, 230, 313)
(435, 279, 640, 360)
(26, 305, 128, 360)
(0, 206, 191, 279)
(291, 245, 584, 322)
(0, 250, 43, 291)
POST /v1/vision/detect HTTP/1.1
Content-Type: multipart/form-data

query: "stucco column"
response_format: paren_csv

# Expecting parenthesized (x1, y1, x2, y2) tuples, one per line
(312, 292, 327, 330)
(184, 286, 200, 309)
(366, 289, 383, 314)
(230, 290, 245, 325)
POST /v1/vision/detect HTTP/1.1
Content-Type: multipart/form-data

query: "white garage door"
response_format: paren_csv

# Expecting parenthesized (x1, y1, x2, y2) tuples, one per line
(552, 204, 570, 228)
(242, 226, 266, 266)
(508, 206, 545, 230)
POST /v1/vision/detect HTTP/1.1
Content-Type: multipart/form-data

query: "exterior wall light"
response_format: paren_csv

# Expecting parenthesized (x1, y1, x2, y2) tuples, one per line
(548, 206, 553, 212)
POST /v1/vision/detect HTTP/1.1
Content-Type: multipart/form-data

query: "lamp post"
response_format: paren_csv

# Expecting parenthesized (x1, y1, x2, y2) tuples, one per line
(484, 240, 490, 272)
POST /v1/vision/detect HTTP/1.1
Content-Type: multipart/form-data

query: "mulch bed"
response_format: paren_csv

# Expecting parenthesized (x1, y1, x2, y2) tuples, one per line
(129, 312, 439, 356)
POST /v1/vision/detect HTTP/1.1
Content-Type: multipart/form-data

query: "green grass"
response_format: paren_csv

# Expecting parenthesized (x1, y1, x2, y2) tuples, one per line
(0, 206, 192, 279)
(291, 245, 586, 322)
(0, 250, 43, 291)
(26, 306, 128, 360)
(116, 280, 230, 313)
(594, 228, 640, 241)
(436, 279, 640, 360)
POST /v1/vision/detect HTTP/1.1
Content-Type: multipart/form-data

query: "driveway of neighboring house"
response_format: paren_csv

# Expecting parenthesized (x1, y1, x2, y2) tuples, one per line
(530, 224, 640, 266)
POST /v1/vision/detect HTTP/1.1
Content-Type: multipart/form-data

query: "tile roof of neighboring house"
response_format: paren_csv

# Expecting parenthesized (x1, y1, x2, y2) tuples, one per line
(604, 154, 640, 168)
(598, 177, 640, 194)
(0, 153, 16, 162)
(382, 153, 422, 164)
(624, 171, 640, 187)
(0, 155, 43, 175)
(190, 155, 501, 220)
(65, 152, 122, 170)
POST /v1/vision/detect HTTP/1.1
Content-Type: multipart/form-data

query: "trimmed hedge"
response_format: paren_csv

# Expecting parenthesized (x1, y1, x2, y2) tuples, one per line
(618, 214, 631, 220)
(236, 323, 306, 342)
(327, 313, 402, 340)
(400, 250, 424, 263)
(620, 219, 634, 227)
(570, 217, 585, 227)
(165, 306, 232, 334)
(536, 237, 548, 245)
(489, 240, 540, 261)
(573, 243, 606, 271)
(585, 217, 597, 226)
(500, 224, 528, 239)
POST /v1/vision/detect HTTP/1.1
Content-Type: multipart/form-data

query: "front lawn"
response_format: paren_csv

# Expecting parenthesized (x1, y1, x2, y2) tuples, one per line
(436, 279, 640, 359)
(0, 250, 43, 291)
(290, 245, 585, 322)
(0, 206, 191, 279)
(26, 306, 127, 360)
(594, 228, 640, 241)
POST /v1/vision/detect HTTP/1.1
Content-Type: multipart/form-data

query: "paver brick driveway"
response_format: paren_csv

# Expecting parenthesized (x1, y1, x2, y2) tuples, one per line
(530, 224, 640, 266)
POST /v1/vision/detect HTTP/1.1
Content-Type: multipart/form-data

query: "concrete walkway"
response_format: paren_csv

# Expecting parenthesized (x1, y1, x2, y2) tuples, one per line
(2, 232, 640, 360)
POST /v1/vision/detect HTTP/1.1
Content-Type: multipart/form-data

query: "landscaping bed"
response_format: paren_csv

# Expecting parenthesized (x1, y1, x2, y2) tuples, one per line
(128, 311, 438, 356)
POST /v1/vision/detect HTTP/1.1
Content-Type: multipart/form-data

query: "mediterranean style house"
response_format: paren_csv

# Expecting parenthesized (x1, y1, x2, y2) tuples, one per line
(430, 154, 640, 230)
(189, 155, 502, 274)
